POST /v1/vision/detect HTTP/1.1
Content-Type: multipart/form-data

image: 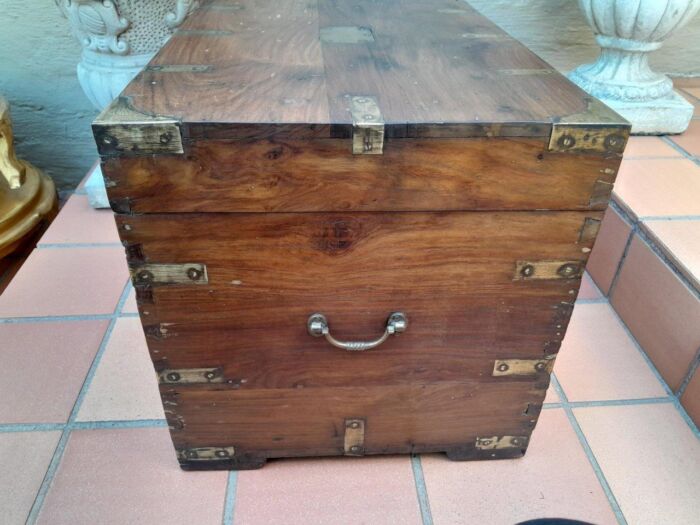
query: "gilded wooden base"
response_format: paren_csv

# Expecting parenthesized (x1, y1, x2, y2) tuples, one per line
(0, 162, 57, 258)
(0, 97, 58, 259)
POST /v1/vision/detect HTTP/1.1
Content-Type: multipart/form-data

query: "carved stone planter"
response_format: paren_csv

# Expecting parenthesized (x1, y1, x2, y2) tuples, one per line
(569, 0, 700, 134)
(56, 0, 199, 206)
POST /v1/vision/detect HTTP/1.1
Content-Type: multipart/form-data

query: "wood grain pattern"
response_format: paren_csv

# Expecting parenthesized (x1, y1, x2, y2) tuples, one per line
(165, 381, 544, 467)
(102, 137, 620, 213)
(98, 0, 627, 140)
(119, 211, 598, 390)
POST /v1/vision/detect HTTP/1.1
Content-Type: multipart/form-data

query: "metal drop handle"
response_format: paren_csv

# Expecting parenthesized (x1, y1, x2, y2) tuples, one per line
(307, 312, 408, 351)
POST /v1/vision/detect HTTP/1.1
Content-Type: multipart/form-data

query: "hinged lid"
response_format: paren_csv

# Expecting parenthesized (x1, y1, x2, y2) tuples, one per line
(93, 0, 629, 157)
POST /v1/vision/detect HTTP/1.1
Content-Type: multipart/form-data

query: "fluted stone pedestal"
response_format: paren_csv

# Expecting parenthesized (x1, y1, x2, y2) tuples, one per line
(569, 0, 700, 134)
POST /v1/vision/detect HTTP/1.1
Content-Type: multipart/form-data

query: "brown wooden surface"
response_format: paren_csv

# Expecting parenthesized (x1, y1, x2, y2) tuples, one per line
(165, 381, 542, 465)
(102, 137, 620, 213)
(100, 0, 626, 139)
(120, 211, 598, 393)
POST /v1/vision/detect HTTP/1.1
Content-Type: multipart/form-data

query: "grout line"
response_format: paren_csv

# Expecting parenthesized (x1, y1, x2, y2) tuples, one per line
(575, 297, 608, 305)
(551, 375, 628, 525)
(660, 135, 700, 166)
(605, 205, 637, 300)
(0, 314, 115, 324)
(640, 215, 700, 221)
(36, 243, 123, 249)
(0, 419, 168, 434)
(411, 455, 434, 525)
(222, 471, 238, 525)
(70, 419, 167, 430)
(25, 280, 131, 525)
(0, 423, 65, 433)
(675, 348, 700, 398)
(670, 397, 700, 438)
(567, 397, 672, 408)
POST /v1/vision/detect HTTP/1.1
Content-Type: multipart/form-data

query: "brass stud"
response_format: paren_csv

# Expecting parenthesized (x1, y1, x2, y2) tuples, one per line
(557, 263, 580, 278)
(137, 270, 154, 283)
(520, 264, 535, 278)
(187, 267, 202, 281)
(558, 134, 576, 149)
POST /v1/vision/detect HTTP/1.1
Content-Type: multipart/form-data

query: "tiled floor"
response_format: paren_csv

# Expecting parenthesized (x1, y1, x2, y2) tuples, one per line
(1, 87, 699, 524)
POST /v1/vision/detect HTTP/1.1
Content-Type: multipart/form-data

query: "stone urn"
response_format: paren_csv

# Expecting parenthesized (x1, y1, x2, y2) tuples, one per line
(569, 0, 700, 134)
(56, 0, 200, 206)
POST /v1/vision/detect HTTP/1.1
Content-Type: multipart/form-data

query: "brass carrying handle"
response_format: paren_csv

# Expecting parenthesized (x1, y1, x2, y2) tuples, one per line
(307, 312, 408, 351)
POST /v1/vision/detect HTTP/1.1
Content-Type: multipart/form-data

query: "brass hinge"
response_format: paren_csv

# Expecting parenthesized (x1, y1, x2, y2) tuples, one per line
(158, 367, 224, 384)
(475, 436, 528, 450)
(130, 263, 208, 286)
(93, 96, 183, 157)
(350, 96, 384, 155)
(177, 446, 235, 462)
(514, 260, 584, 280)
(344, 418, 365, 456)
(549, 124, 627, 154)
(492, 356, 555, 377)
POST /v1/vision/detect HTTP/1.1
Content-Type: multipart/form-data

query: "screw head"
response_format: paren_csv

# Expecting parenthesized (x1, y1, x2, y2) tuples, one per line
(215, 449, 230, 458)
(102, 134, 117, 146)
(497, 363, 509, 373)
(558, 134, 576, 148)
(166, 372, 181, 382)
(480, 439, 492, 446)
(137, 270, 154, 283)
(557, 263, 579, 278)
(520, 264, 535, 278)
(348, 421, 360, 429)
(204, 371, 217, 380)
(534, 361, 546, 372)
(159, 132, 172, 144)
(185, 449, 198, 458)
(510, 438, 521, 446)
(350, 445, 362, 453)
(187, 267, 202, 281)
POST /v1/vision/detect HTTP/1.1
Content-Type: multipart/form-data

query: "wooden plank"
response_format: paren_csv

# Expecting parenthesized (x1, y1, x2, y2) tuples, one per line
(164, 381, 544, 467)
(102, 137, 621, 213)
(117, 211, 599, 389)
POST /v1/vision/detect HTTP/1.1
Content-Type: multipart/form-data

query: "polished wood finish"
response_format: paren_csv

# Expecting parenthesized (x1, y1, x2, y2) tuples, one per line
(102, 138, 619, 213)
(95, 0, 629, 469)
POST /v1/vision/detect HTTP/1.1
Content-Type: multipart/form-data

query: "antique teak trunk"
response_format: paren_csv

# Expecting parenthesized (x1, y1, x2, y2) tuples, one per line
(94, 0, 629, 470)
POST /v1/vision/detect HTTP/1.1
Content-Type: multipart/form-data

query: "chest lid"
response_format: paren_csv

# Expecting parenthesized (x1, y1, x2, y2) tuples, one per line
(93, 0, 628, 157)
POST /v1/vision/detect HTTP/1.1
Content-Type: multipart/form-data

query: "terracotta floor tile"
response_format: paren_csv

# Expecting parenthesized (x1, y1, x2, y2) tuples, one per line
(554, 303, 666, 401)
(612, 158, 700, 219)
(0, 247, 128, 317)
(38, 194, 119, 245)
(670, 118, 700, 157)
(0, 431, 61, 525)
(642, 219, 700, 290)
(421, 409, 617, 525)
(678, 90, 700, 117)
(37, 427, 227, 525)
(122, 285, 138, 314)
(586, 206, 633, 294)
(235, 456, 421, 525)
(623, 136, 682, 158)
(0, 320, 108, 423)
(611, 234, 700, 391)
(574, 404, 700, 525)
(77, 318, 163, 422)
(680, 367, 700, 427)
(578, 272, 602, 300)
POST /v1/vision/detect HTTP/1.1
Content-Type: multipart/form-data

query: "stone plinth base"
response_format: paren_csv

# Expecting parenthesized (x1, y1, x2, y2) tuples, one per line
(601, 90, 694, 135)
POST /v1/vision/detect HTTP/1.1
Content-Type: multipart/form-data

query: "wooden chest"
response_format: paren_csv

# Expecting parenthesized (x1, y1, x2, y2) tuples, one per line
(94, 0, 629, 470)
